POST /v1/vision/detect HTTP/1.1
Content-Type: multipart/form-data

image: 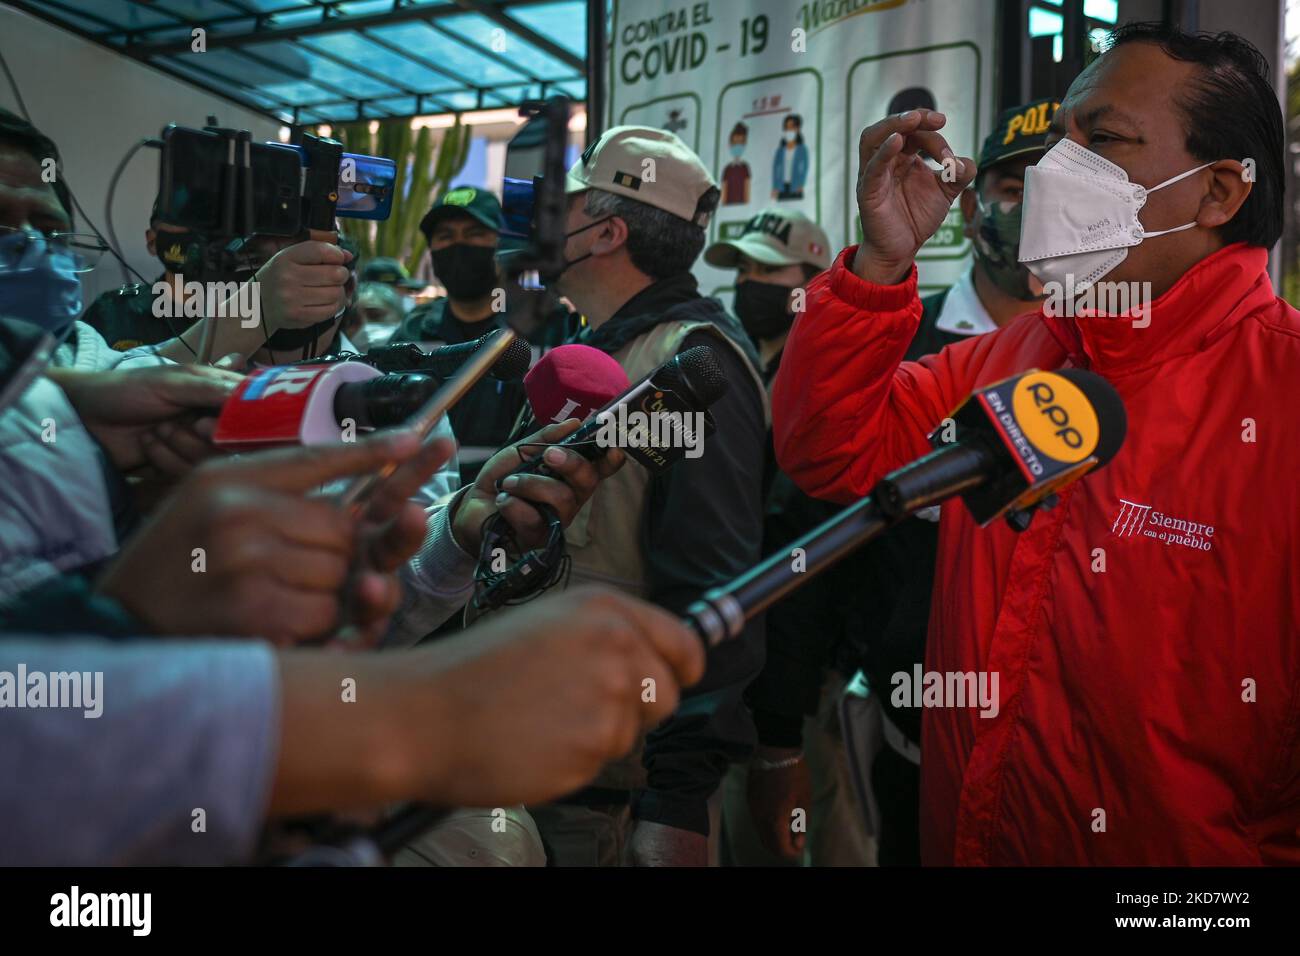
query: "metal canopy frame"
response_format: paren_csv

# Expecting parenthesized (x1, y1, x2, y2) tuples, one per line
(7, 0, 589, 125)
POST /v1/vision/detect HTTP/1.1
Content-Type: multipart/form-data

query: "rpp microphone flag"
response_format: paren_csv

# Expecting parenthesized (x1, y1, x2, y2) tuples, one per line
(685, 367, 1127, 646)
(523, 344, 630, 425)
(875, 367, 1127, 526)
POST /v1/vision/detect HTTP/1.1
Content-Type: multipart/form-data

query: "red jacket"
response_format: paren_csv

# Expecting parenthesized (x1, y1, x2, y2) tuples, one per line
(772, 243, 1300, 865)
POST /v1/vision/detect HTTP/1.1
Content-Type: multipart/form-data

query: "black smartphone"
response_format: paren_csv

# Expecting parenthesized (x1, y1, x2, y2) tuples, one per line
(157, 126, 225, 232)
(250, 143, 301, 236)
(158, 125, 301, 236)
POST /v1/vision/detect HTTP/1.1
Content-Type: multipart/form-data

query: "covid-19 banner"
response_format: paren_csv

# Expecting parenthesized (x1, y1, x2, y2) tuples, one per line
(607, 0, 997, 297)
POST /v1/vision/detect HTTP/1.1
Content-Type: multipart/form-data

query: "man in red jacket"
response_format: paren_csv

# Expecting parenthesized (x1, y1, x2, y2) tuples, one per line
(773, 22, 1300, 865)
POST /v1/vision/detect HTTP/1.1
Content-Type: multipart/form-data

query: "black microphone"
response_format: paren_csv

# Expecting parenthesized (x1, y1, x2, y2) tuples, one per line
(364, 328, 532, 381)
(506, 344, 728, 479)
(684, 367, 1127, 646)
(332, 373, 438, 429)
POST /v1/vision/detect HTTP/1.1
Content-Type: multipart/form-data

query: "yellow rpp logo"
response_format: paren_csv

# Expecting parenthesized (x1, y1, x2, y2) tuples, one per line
(1011, 370, 1099, 463)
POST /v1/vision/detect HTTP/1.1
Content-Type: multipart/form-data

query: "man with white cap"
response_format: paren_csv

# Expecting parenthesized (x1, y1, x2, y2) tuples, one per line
(530, 126, 769, 866)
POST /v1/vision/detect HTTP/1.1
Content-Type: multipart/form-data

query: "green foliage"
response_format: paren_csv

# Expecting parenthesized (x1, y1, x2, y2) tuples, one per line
(335, 117, 472, 274)
(1284, 267, 1300, 311)
(1289, 57, 1300, 121)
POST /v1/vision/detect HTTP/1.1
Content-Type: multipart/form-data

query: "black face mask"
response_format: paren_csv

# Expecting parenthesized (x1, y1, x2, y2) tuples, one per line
(154, 231, 201, 275)
(432, 243, 498, 300)
(734, 280, 794, 341)
(541, 216, 615, 285)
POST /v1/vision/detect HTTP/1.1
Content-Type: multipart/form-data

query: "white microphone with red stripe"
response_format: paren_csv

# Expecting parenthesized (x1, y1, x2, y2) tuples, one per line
(213, 363, 441, 449)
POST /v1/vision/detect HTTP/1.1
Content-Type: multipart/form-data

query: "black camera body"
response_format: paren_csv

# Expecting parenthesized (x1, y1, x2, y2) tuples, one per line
(499, 96, 573, 282)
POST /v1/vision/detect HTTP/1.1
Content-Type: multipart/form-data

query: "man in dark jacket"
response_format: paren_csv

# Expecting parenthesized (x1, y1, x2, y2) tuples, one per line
(737, 99, 1055, 865)
(700, 207, 874, 866)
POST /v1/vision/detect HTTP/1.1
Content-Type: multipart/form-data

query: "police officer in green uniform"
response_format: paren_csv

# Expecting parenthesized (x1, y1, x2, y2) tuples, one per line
(81, 204, 203, 351)
(357, 255, 426, 317)
(359, 255, 426, 292)
(389, 186, 537, 486)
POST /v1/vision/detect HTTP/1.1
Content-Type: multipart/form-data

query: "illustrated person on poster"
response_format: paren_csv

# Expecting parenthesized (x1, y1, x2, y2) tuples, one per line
(664, 108, 688, 135)
(887, 87, 937, 115)
(772, 114, 809, 201)
(721, 122, 752, 205)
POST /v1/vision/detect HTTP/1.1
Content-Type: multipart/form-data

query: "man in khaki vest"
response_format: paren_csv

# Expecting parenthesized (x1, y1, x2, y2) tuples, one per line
(531, 126, 769, 866)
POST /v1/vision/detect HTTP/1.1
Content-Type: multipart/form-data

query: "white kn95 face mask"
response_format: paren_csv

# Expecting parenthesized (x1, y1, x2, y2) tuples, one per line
(1018, 137, 1215, 293)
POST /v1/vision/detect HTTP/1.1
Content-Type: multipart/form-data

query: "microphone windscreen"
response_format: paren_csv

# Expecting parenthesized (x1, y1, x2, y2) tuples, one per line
(1053, 368, 1127, 467)
(524, 344, 630, 424)
(496, 333, 533, 381)
(668, 345, 728, 406)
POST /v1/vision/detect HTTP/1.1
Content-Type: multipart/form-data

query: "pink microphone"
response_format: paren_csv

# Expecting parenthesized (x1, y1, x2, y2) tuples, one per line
(523, 344, 630, 424)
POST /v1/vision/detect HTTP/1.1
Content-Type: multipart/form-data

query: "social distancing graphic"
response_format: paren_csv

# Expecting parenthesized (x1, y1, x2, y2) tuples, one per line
(608, 0, 995, 303)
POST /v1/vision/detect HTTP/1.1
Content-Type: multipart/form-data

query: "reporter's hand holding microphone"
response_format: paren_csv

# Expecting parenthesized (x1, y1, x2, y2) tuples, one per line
(449, 417, 627, 553)
(48, 363, 243, 478)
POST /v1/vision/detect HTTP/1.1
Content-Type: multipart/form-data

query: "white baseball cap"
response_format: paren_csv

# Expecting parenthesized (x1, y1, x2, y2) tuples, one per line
(566, 125, 718, 227)
(704, 208, 832, 271)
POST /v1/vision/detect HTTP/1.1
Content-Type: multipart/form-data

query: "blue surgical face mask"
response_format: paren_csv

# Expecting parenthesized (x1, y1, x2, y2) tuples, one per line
(730, 144, 745, 159)
(0, 231, 83, 336)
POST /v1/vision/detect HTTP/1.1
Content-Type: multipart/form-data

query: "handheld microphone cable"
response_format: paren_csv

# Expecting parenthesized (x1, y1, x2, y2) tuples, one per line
(471, 502, 572, 610)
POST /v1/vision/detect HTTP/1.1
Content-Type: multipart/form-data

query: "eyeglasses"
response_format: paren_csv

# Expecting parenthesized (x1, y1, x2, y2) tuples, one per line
(0, 225, 110, 273)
